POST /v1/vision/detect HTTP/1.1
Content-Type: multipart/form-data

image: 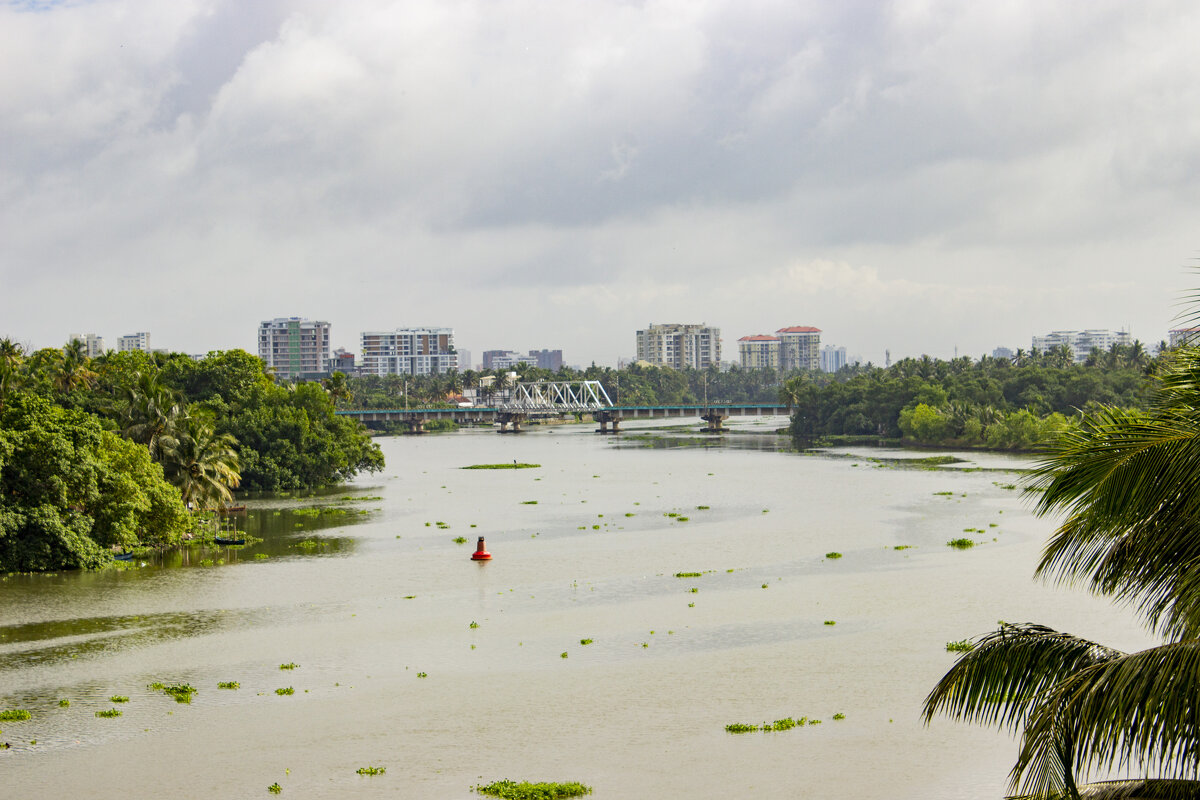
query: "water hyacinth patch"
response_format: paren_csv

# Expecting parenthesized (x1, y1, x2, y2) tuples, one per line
(110, 695, 129, 703)
(218, 681, 240, 690)
(462, 463, 541, 469)
(825, 552, 842, 559)
(268, 783, 282, 794)
(0, 709, 31, 721)
(946, 639, 975, 652)
(279, 662, 299, 670)
(95, 708, 122, 718)
(475, 780, 592, 799)
(356, 766, 385, 776)
(275, 687, 294, 696)
(946, 538, 976, 549)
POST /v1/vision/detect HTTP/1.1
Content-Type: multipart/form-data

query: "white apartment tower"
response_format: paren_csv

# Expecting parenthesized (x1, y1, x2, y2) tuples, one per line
(636, 323, 721, 370)
(66, 333, 105, 358)
(258, 317, 331, 380)
(1031, 329, 1132, 363)
(117, 332, 151, 352)
(360, 328, 457, 376)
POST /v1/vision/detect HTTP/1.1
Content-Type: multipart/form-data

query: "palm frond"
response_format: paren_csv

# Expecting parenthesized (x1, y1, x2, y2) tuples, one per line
(923, 623, 1122, 733)
(1012, 639, 1200, 797)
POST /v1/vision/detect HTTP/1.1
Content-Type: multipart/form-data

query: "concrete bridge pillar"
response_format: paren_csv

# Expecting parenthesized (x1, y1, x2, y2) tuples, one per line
(405, 419, 425, 434)
(700, 412, 728, 433)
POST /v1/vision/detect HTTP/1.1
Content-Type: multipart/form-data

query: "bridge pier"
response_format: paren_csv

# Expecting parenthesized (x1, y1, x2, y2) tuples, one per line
(700, 411, 728, 433)
(593, 410, 622, 434)
(497, 413, 526, 433)
(404, 419, 425, 434)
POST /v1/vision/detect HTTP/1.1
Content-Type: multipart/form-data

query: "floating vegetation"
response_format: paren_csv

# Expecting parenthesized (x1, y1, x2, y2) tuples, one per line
(275, 687, 294, 696)
(268, 783, 282, 794)
(696, 505, 710, 510)
(676, 516, 689, 522)
(110, 695, 129, 703)
(761, 583, 769, 589)
(159, 684, 197, 703)
(454, 536, 468, 544)
(833, 713, 845, 720)
(294, 540, 329, 550)
(674, 572, 702, 578)
(279, 662, 300, 670)
(725, 717, 813, 734)
(933, 491, 953, 496)
(521, 501, 539, 505)
(58, 699, 70, 708)
(825, 552, 843, 559)
(624, 513, 635, 517)
(95, 708, 122, 718)
(894, 545, 913, 551)
(218, 681, 240, 690)
(254, 553, 270, 560)
(689, 587, 698, 593)
(946, 639, 975, 652)
(560, 652, 568, 659)
(356, 766, 386, 776)
(0, 710, 31, 722)
(946, 538, 977, 549)
(824, 620, 836, 625)
(688, 602, 695, 607)
(470, 621, 479, 629)
(462, 463, 541, 470)
(579, 639, 593, 645)
(474, 780, 592, 799)
(416, 672, 428, 678)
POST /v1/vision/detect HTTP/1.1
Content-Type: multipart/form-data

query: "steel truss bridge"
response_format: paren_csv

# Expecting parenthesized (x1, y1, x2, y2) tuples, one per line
(337, 380, 790, 433)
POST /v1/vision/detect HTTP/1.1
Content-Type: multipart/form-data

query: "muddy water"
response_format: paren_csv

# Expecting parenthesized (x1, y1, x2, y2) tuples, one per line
(0, 420, 1154, 798)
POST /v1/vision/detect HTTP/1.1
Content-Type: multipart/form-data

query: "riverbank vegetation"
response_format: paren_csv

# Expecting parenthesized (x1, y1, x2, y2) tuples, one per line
(0, 341, 382, 571)
(924, 342, 1200, 797)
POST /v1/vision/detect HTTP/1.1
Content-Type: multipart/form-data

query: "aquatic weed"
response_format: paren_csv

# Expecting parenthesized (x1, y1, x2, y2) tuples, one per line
(946, 538, 976, 549)
(279, 662, 300, 670)
(946, 639, 975, 652)
(218, 681, 240, 690)
(833, 713, 845, 720)
(109, 695, 129, 703)
(825, 552, 842, 559)
(275, 687, 294, 696)
(474, 780, 592, 798)
(95, 708, 122, 718)
(579, 639, 593, 645)
(0, 710, 31, 721)
(356, 766, 386, 776)
(268, 783, 282, 794)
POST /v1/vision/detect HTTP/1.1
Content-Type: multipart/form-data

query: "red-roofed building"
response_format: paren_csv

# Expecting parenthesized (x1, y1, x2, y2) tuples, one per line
(737, 335, 780, 369)
(776, 326, 822, 371)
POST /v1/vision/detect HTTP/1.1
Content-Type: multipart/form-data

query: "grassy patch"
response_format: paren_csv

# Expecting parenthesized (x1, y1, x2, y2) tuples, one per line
(475, 780, 592, 799)
(462, 463, 541, 470)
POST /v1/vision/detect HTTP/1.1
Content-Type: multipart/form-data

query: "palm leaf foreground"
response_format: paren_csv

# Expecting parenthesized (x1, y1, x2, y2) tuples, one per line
(924, 346, 1200, 799)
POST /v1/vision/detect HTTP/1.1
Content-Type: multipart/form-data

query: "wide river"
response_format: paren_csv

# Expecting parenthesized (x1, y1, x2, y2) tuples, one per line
(0, 419, 1155, 798)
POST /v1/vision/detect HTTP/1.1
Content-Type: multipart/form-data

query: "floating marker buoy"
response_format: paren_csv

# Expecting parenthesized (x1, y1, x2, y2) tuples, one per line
(471, 536, 492, 561)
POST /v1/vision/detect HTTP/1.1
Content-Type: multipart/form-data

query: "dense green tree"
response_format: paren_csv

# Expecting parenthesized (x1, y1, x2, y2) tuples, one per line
(0, 393, 189, 571)
(924, 345, 1200, 798)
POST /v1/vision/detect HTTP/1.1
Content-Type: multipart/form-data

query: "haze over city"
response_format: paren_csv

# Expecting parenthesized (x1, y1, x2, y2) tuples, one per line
(4, 1, 1200, 364)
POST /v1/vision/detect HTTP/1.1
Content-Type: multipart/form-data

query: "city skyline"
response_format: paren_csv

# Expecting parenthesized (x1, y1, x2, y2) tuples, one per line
(4, 3, 1200, 364)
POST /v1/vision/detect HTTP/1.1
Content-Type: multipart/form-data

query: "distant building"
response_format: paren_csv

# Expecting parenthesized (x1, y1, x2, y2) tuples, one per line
(456, 348, 472, 372)
(482, 349, 537, 370)
(528, 349, 563, 371)
(66, 333, 105, 358)
(636, 323, 721, 370)
(360, 328, 456, 376)
(992, 347, 1014, 361)
(331, 348, 356, 375)
(1032, 329, 1131, 363)
(776, 326, 821, 371)
(1170, 328, 1200, 347)
(738, 336, 780, 369)
(820, 345, 847, 373)
(258, 317, 331, 380)
(117, 332, 151, 352)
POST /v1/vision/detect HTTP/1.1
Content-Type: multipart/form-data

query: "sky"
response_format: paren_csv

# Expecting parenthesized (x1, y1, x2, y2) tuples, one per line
(4, 0, 1200, 367)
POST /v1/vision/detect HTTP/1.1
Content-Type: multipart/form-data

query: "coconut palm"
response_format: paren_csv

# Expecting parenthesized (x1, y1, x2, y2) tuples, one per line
(121, 371, 186, 463)
(165, 414, 241, 511)
(56, 338, 96, 394)
(924, 345, 1200, 798)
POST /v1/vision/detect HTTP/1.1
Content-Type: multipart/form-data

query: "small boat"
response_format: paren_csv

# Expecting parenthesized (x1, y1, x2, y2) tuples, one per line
(113, 552, 134, 562)
(213, 537, 246, 546)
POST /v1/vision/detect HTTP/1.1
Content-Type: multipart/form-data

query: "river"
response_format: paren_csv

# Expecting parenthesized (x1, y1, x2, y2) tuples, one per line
(0, 419, 1155, 798)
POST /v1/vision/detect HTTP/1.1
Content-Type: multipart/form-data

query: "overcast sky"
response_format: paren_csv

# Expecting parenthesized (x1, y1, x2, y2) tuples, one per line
(4, 0, 1200, 366)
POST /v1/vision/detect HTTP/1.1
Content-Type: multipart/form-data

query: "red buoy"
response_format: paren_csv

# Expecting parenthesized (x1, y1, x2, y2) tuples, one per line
(471, 536, 492, 561)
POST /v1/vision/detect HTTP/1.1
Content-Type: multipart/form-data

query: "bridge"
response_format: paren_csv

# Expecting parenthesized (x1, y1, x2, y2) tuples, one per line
(336, 380, 791, 433)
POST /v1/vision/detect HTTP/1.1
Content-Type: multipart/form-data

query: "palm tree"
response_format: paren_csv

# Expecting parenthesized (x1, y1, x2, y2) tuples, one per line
(121, 371, 186, 463)
(924, 344, 1200, 798)
(165, 414, 241, 511)
(56, 338, 96, 394)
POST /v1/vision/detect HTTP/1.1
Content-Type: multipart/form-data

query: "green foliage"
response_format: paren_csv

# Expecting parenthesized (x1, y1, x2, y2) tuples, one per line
(279, 662, 299, 670)
(825, 552, 842, 559)
(0, 393, 190, 571)
(268, 783, 282, 794)
(474, 779, 593, 799)
(94, 708, 122, 718)
(0, 709, 30, 721)
(275, 687, 294, 696)
(945, 639, 975, 652)
(157, 683, 197, 703)
(57, 699, 69, 707)
(462, 463, 541, 470)
(217, 681, 240, 690)
(355, 766, 385, 776)
(109, 695, 129, 703)
(946, 538, 976, 549)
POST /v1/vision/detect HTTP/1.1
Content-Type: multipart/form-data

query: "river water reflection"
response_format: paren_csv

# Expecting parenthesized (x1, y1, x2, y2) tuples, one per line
(0, 420, 1155, 798)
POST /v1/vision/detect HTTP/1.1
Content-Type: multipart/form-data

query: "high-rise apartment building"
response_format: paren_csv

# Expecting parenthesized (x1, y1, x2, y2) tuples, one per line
(258, 317, 331, 380)
(737, 336, 780, 369)
(66, 333, 105, 358)
(820, 345, 847, 373)
(1170, 329, 1200, 347)
(635, 324, 721, 370)
(1032, 329, 1131, 363)
(528, 349, 563, 371)
(117, 332, 151, 352)
(482, 350, 536, 370)
(360, 328, 456, 376)
(777, 326, 822, 371)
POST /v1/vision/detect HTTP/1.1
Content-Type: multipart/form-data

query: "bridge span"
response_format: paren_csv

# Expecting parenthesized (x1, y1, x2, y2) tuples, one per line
(336, 403, 791, 433)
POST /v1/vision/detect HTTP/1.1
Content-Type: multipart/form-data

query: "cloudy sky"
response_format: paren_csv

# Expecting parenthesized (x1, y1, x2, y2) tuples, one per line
(4, 0, 1200, 366)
